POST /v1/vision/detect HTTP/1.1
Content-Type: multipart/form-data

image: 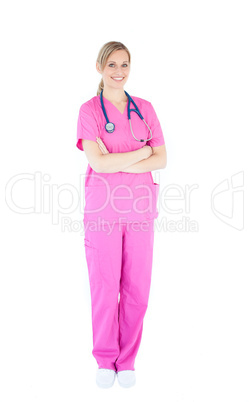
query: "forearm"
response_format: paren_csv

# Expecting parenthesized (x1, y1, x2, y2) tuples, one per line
(96, 148, 146, 173)
(119, 153, 166, 173)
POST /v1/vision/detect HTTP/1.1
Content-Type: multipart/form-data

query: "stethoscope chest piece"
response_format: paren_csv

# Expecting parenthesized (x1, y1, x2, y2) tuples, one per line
(105, 122, 115, 133)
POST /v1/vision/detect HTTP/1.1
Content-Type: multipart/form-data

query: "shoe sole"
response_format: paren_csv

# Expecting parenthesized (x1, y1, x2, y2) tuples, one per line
(96, 374, 116, 388)
(96, 381, 115, 388)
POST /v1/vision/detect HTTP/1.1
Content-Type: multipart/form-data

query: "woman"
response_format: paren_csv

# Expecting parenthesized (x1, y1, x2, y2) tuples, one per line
(76, 41, 167, 388)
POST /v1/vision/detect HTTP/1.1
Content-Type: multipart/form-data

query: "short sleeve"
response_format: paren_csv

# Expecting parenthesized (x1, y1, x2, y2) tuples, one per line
(146, 102, 165, 148)
(76, 103, 99, 151)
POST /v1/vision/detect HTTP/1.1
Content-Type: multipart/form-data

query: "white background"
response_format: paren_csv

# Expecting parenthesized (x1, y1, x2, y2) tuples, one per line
(1, 0, 249, 401)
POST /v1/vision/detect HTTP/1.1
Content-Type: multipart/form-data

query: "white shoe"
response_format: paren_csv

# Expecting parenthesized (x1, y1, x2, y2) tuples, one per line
(117, 370, 136, 388)
(96, 368, 116, 388)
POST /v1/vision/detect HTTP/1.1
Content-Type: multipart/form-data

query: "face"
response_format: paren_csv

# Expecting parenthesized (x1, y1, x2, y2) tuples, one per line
(96, 49, 130, 89)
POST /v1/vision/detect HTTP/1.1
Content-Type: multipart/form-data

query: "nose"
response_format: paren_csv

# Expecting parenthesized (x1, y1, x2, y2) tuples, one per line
(114, 66, 123, 74)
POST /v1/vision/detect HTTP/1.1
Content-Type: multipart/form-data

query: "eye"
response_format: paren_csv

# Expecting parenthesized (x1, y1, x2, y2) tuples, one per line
(108, 63, 129, 67)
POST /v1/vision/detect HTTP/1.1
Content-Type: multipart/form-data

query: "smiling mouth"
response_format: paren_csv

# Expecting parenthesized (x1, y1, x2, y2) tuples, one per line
(111, 77, 124, 81)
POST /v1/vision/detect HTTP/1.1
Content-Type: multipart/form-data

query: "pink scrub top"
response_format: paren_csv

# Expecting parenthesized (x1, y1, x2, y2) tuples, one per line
(76, 94, 165, 224)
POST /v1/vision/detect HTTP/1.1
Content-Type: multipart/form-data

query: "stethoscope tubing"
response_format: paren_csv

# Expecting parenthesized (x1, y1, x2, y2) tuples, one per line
(100, 89, 153, 142)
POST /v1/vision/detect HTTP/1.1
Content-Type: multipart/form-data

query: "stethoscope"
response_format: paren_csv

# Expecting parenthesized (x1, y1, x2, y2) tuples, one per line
(100, 89, 153, 142)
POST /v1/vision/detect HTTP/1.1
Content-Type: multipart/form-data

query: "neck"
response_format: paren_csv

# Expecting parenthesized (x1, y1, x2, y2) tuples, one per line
(102, 87, 127, 103)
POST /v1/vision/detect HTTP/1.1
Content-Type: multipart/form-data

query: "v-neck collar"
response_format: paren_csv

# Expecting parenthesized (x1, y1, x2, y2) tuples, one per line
(100, 94, 128, 116)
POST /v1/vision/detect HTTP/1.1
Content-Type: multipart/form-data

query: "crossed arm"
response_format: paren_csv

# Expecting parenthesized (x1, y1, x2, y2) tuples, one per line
(118, 145, 166, 173)
(82, 137, 167, 174)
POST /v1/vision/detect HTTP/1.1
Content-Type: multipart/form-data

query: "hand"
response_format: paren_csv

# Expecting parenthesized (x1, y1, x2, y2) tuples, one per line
(142, 145, 153, 159)
(96, 137, 109, 154)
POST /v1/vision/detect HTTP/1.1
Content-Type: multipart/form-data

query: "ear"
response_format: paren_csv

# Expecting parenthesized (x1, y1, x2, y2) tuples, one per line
(96, 61, 102, 75)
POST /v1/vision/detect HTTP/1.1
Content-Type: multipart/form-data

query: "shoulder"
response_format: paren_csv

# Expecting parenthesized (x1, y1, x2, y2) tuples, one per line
(130, 95, 151, 107)
(130, 95, 157, 119)
(130, 95, 155, 116)
(78, 96, 99, 113)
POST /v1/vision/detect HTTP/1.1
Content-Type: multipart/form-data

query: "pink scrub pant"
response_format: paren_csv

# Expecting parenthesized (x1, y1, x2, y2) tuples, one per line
(83, 219, 155, 372)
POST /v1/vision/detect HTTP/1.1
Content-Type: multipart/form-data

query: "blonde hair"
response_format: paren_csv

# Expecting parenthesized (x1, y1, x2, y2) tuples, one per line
(96, 41, 131, 96)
